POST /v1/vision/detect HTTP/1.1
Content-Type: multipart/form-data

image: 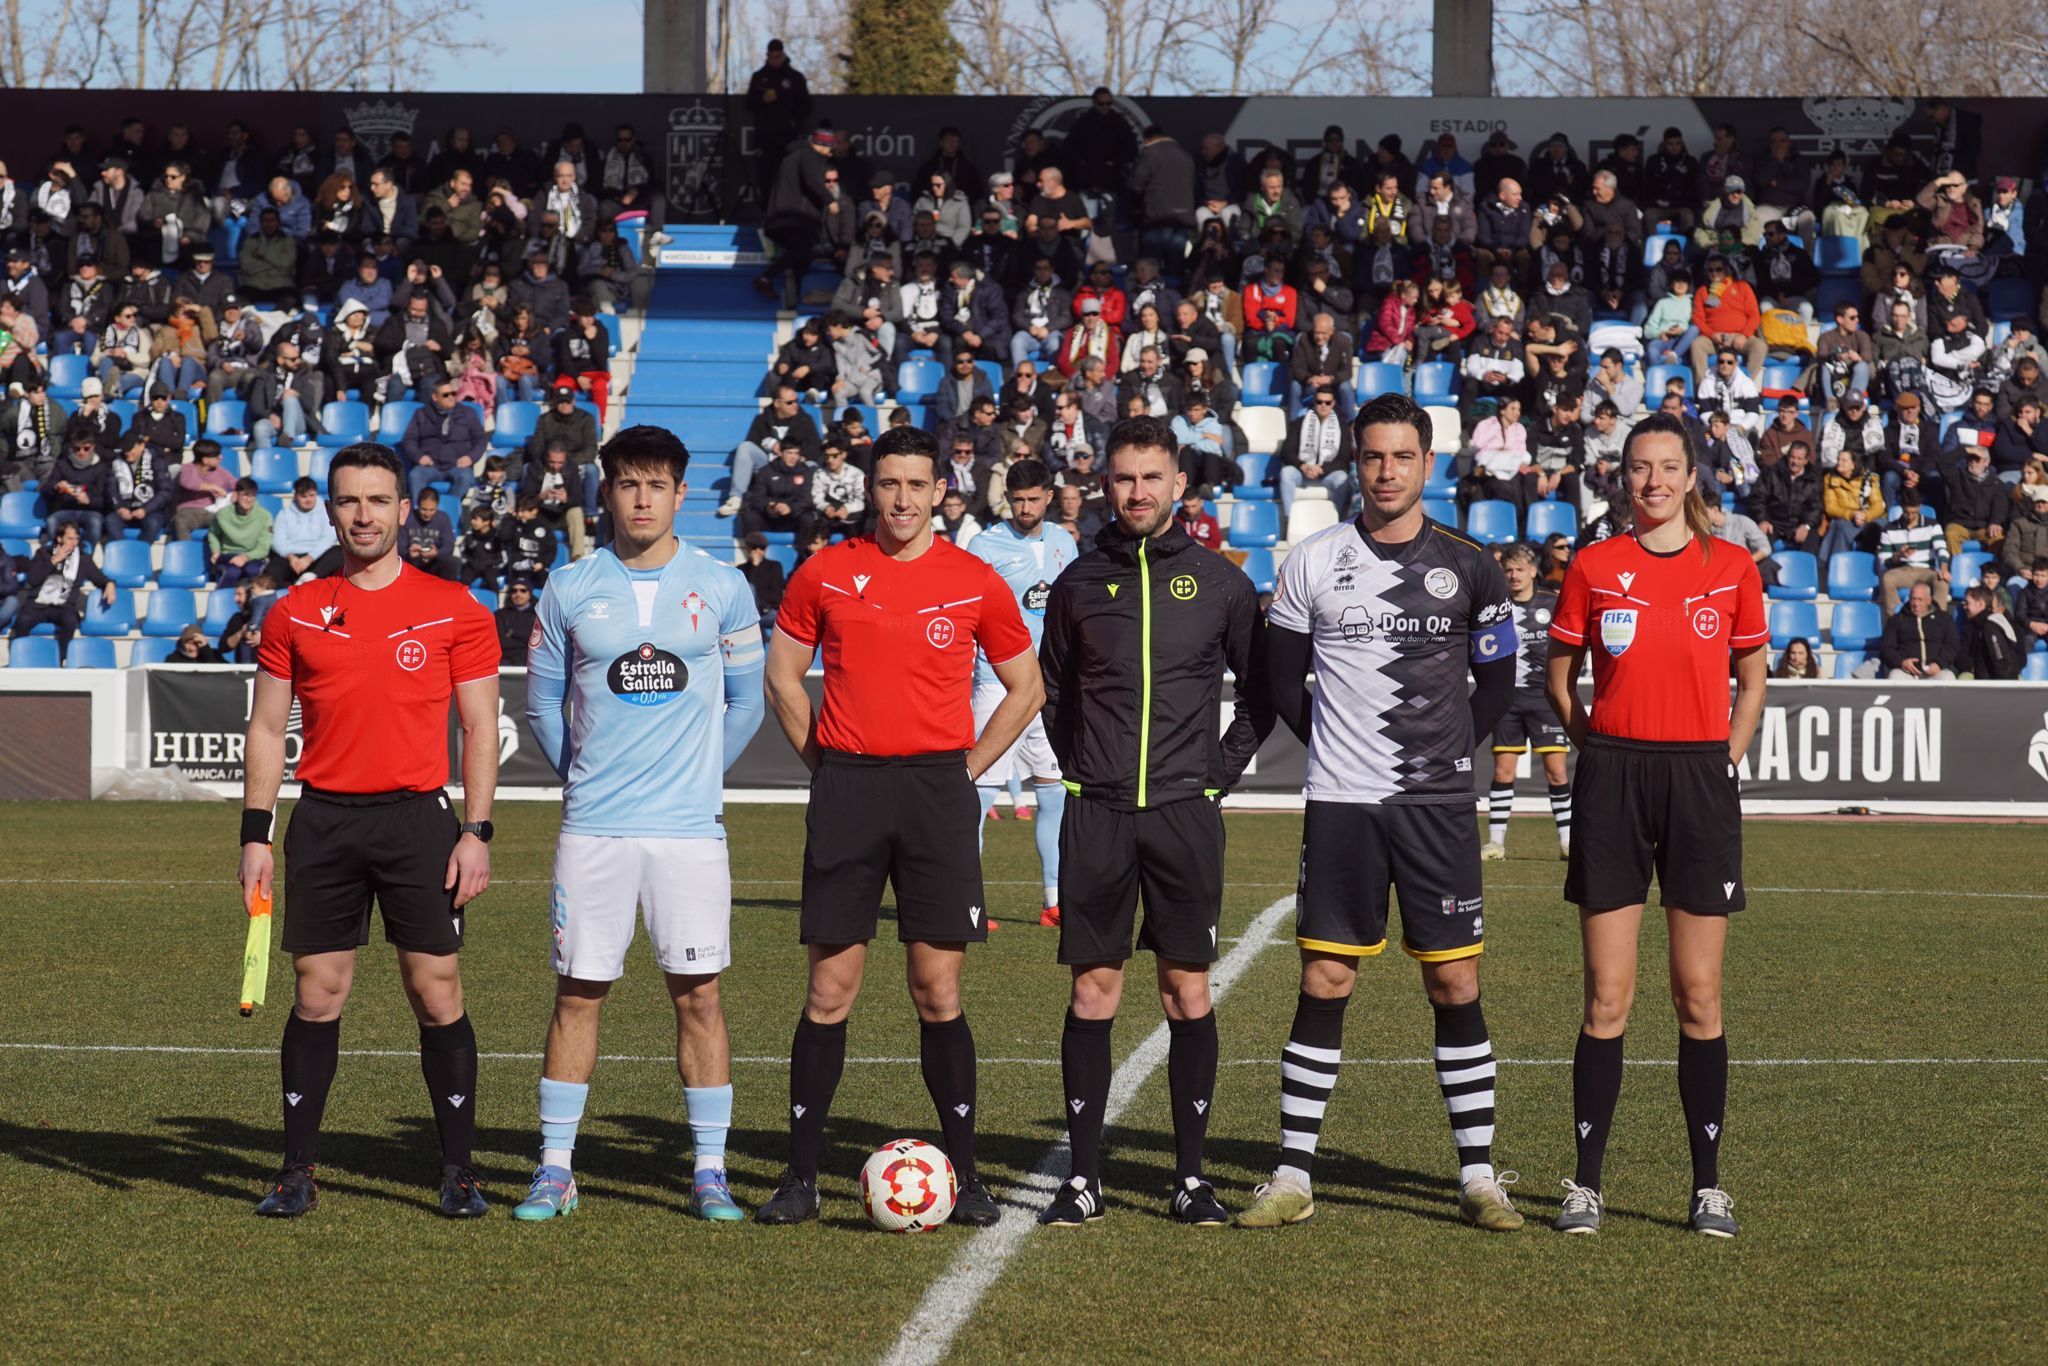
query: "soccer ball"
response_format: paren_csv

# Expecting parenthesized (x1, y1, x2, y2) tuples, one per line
(859, 1138, 957, 1232)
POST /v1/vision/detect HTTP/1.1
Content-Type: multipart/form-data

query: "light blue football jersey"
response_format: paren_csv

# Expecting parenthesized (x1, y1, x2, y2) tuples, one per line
(966, 518, 1079, 685)
(526, 544, 764, 838)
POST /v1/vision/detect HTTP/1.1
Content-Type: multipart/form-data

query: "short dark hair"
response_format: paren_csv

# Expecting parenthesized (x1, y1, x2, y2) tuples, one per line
(325, 441, 407, 496)
(871, 424, 942, 477)
(292, 476, 318, 495)
(193, 438, 221, 461)
(1005, 457, 1055, 494)
(600, 424, 691, 484)
(1353, 392, 1432, 452)
(1105, 414, 1179, 465)
(234, 476, 260, 495)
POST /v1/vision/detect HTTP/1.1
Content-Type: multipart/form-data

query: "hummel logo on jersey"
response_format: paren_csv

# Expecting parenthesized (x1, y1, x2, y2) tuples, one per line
(1193, 1099, 1208, 1115)
(953, 1104, 971, 1117)
(448, 1094, 467, 1108)
(1724, 881, 1737, 900)
(1107, 583, 1120, 598)
(1577, 1120, 1592, 1138)
(286, 1092, 303, 1107)
(792, 1104, 807, 1118)
(853, 574, 871, 595)
(1618, 571, 1637, 594)
(1070, 1099, 1086, 1113)
(1706, 1122, 1721, 1140)
(968, 905, 982, 927)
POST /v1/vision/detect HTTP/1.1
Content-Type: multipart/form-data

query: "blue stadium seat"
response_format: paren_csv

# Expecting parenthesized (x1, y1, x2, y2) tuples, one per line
(1827, 551, 1878, 600)
(1422, 497, 1458, 526)
(1951, 549, 1994, 590)
(1768, 550, 1819, 600)
(1355, 362, 1407, 400)
(63, 637, 117, 669)
(171, 399, 199, 434)
(494, 401, 541, 448)
(7, 636, 59, 667)
(2026, 654, 2048, 681)
(469, 585, 498, 611)
(1227, 501, 1280, 547)
(1815, 236, 1862, 275)
(1413, 362, 1457, 403)
(1828, 600, 1882, 653)
(250, 447, 298, 495)
(1239, 547, 1277, 594)
(202, 588, 239, 634)
(1, 537, 28, 558)
(128, 637, 177, 666)
(378, 400, 422, 443)
(47, 353, 90, 398)
(205, 399, 249, 448)
(766, 544, 798, 575)
(1526, 500, 1578, 542)
(1760, 362, 1803, 394)
(896, 357, 944, 404)
(1465, 499, 1519, 544)
(81, 589, 137, 637)
(1240, 362, 1284, 408)
(1646, 364, 1691, 400)
(316, 401, 372, 449)
(158, 540, 208, 589)
(1832, 651, 1866, 678)
(141, 587, 199, 637)
(1814, 277, 1861, 321)
(597, 313, 622, 352)
(974, 360, 1004, 396)
(0, 491, 41, 539)
(1768, 600, 1820, 650)
(1642, 232, 1685, 269)
(1988, 278, 2034, 321)
(1234, 452, 1275, 497)
(307, 448, 335, 492)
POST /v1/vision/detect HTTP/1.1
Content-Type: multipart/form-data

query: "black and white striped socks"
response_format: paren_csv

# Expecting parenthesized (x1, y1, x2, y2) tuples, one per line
(1549, 781, 1574, 845)
(1275, 992, 1347, 1188)
(1433, 998, 1497, 1186)
(1487, 782, 1514, 847)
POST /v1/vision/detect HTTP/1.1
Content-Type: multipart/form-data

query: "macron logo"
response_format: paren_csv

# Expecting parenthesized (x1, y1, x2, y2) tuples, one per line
(792, 1104, 807, 1118)
(285, 1092, 303, 1107)
(447, 1094, 467, 1109)
(1706, 1122, 1721, 1140)
(1577, 1120, 1591, 1138)
(1070, 1099, 1086, 1114)
(318, 605, 335, 624)
(953, 1104, 971, 1117)
(1618, 571, 1636, 594)
(1209, 926, 1217, 946)
(968, 906, 982, 927)
(1193, 1099, 1208, 1115)
(1723, 882, 1736, 900)
(853, 574, 871, 594)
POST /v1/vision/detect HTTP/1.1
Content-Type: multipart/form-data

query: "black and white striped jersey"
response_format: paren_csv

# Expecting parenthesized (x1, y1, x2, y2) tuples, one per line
(1509, 589, 1558, 698)
(1269, 518, 1516, 805)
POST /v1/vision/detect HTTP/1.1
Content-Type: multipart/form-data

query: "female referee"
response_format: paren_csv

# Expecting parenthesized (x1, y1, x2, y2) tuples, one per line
(1543, 411, 1769, 1238)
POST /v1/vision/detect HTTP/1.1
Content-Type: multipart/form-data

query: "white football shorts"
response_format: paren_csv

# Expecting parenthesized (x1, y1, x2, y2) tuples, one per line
(971, 678, 1061, 786)
(550, 834, 733, 981)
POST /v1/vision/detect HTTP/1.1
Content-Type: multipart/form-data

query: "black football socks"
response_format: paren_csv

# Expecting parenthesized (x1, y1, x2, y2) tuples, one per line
(1061, 1010, 1114, 1187)
(787, 1013, 846, 1182)
(1677, 1032, 1729, 1190)
(418, 1015, 478, 1168)
(1166, 1010, 1219, 1185)
(920, 1012, 979, 1182)
(1572, 1030, 1625, 1191)
(280, 1011, 340, 1169)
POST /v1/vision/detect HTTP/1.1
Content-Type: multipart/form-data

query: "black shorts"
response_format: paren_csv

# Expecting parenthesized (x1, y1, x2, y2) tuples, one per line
(1564, 734, 1744, 913)
(1295, 801, 1484, 962)
(1057, 794, 1225, 966)
(281, 788, 463, 956)
(800, 750, 988, 946)
(1493, 696, 1570, 754)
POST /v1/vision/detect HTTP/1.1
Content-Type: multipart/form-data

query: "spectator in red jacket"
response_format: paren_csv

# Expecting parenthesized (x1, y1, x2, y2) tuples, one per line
(1367, 278, 1422, 365)
(1689, 253, 1766, 380)
(1241, 254, 1297, 362)
(1175, 484, 1221, 549)
(1070, 260, 1128, 331)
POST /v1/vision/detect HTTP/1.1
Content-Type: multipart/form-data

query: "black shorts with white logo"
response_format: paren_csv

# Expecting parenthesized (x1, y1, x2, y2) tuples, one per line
(281, 788, 464, 956)
(1294, 800, 1484, 962)
(1493, 696, 1570, 753)
(1565, 734, 1744, 913)
(800, 750, 989, 946)
(1058, 794, 1225, 966)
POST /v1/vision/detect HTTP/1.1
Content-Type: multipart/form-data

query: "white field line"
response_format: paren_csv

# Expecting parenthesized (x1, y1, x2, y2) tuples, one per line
(881, 893, 1278, 1366)
(1, 1042, 2041, 1068)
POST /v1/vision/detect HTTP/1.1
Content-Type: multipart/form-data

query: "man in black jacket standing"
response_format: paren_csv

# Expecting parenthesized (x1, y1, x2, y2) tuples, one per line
(1036, 414, 1270, 1229)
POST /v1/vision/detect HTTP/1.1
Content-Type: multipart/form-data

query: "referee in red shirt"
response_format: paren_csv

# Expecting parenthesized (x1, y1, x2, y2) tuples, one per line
(757, 425, 1043, 1227)
(239, 443, 503, 1219)
(1545, 411, 1769, 1239)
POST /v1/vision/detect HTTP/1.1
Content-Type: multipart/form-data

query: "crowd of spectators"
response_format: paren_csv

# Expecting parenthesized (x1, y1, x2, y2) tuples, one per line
(731, 88, 2045, 677)
(0, 112, 665, 660)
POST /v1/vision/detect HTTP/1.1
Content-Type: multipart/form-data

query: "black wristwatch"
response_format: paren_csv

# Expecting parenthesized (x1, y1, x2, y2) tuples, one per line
(460, 820, 494, 844)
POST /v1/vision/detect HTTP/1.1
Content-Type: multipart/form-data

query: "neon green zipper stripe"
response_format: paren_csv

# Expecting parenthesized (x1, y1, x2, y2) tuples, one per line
(1137, 538, 1152, 809)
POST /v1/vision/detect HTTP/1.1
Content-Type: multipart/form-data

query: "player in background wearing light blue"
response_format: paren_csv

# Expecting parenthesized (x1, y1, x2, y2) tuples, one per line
(968, 459, 1079, 927)
(515, 426, 766, 1222)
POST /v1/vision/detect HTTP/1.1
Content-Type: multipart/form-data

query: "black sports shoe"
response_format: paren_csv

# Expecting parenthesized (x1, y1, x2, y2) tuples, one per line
(950, 1176, 1000, 1227)
(1169, 1178, 1230, 1226)
(254, 1164, 318, 1218)
(756, 1169, 820, 1225)
(1037, 1176, 1105, 1226)
(439, 1165, 488, 1218)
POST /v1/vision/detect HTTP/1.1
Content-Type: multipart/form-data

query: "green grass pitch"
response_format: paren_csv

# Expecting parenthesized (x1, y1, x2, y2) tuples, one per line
(1, 802, 2042, 1360)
